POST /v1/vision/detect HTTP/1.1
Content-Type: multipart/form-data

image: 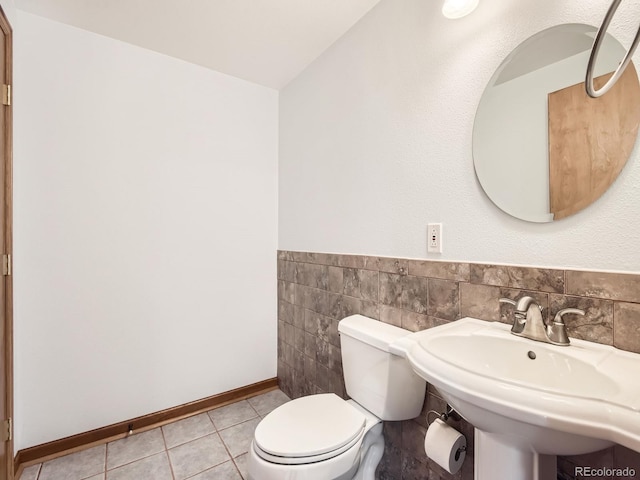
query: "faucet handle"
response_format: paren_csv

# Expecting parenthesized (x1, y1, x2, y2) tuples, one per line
(553, 308, 585, 324)
(499, 298, 526, 334)
(499, 298, 516, 306)
(547, 308, 583, 346)
(513, 295, 540, 312)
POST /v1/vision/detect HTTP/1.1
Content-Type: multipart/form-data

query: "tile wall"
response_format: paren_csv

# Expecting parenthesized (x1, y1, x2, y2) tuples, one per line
(276, 250, 640, 480)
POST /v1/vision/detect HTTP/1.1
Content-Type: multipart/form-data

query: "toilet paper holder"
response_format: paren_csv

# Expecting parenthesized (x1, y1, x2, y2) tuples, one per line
(426, 403, 461, 425)
(426, 405, 467, 459)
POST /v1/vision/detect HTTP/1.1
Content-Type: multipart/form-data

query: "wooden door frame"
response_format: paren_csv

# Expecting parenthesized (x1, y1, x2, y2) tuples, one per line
(0, 5, 12, 480)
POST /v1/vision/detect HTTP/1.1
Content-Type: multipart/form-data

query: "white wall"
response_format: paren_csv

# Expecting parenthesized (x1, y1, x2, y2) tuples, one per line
(14, 11, 278, 450)
(279, 0, 640, 272)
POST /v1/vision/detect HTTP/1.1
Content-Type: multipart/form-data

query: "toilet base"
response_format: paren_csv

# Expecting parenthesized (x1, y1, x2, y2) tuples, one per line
(353, 422, 384, 480)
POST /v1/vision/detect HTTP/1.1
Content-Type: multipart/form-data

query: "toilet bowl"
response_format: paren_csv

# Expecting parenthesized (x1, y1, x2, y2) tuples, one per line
(247, 315, 427, 480)
(248, 395, 383, 480)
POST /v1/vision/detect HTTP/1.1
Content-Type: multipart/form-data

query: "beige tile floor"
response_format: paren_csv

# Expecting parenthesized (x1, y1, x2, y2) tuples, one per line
(20, 389, 291, 480)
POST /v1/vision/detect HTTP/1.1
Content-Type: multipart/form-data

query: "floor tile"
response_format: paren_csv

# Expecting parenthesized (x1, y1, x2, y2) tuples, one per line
(219, 418, 260, 458)
(188, 460, 242, 480)
(246, 389, 290, 416)
(20, 464, 41, 480)
(234, 453, 248, 480)
(168, 433, 230, 480)
(39, 444, 106, 480)
(106, 452, 172, 480)
(162, 412, 216, 448)
(208, 400, 258, 430)
(29, 392, 292, 480)
(107, 428, 165, 470)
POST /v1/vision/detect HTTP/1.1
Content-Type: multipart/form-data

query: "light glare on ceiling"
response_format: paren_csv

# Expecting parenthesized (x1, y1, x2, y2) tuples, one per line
(442, 0, 479, 19)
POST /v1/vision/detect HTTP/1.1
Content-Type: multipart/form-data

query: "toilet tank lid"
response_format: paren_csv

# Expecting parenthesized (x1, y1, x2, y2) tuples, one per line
(338, 314, 411, 353)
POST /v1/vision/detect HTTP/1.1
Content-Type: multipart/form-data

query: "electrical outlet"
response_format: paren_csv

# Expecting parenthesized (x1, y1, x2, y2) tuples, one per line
(427, 223, 442, 253)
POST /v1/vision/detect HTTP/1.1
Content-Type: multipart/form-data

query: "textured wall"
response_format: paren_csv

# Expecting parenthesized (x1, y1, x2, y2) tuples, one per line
(279, 0, 640, 272)
(277, 251, 640, 480)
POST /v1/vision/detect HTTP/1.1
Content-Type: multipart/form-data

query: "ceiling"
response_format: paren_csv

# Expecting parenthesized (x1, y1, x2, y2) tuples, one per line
(15, 0, 383, 89)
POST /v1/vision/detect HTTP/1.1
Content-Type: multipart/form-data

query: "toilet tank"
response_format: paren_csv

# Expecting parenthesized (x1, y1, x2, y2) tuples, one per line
(338, 315, 426, 421)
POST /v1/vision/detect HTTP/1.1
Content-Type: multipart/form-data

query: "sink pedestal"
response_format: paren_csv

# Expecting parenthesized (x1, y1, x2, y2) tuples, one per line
(474, 430, 557, 480)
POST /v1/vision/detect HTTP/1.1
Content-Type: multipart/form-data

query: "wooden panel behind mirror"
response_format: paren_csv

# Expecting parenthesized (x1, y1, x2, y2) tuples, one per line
(548, 66, 640, 220)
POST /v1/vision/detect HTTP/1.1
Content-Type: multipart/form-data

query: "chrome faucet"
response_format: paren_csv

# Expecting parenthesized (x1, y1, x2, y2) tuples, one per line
(499, 296, 584, 346)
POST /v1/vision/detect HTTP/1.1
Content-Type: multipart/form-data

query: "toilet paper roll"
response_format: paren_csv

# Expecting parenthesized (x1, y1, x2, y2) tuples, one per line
(424, 418, 466, 474)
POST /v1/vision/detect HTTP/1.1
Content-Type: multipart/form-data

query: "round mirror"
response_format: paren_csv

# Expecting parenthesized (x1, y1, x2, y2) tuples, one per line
(473, 24, 640, 222)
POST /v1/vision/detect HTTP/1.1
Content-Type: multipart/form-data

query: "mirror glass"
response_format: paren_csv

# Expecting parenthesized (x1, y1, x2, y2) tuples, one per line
(473, 24, 640, 222)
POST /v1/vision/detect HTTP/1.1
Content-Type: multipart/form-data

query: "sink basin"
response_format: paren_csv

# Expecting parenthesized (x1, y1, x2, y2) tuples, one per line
(428, 329, 623, 397)
(395, 318, 640, 480)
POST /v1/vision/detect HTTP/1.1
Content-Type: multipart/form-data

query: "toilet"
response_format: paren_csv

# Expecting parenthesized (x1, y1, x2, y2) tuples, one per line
(247, 314, 427, 480)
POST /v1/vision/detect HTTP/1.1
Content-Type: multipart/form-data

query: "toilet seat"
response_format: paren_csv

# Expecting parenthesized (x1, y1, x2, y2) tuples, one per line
(253, 393, 366, 465)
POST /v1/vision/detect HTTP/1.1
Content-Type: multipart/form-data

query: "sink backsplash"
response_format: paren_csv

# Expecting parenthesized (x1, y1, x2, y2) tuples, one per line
(277, 250, 640, 480)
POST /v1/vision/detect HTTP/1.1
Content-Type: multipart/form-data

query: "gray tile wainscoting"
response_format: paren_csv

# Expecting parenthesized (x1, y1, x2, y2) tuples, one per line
(277, 250, 640, 480)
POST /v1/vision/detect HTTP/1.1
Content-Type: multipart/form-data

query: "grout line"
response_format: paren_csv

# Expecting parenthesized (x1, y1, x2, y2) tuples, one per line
(457, 277, 462, 321)
(163, 450, 175, 480)
(181, 463, 218, 480)
(162, 416, 217, 450)
(104, 448, 168, 474)
(160, 425, 176, 480)
(103, 436, 108, 476)
(204, 408, 217, 432)
(205, 410, 218, 431)
(230, 455, 246, 480)
(216, 430, 236, 471)
(612, 301, 616, 348)
(245, 400, 260, 419)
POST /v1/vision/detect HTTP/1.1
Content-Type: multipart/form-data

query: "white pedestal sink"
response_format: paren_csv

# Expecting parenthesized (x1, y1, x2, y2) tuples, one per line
(391, 318, 640, 480)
